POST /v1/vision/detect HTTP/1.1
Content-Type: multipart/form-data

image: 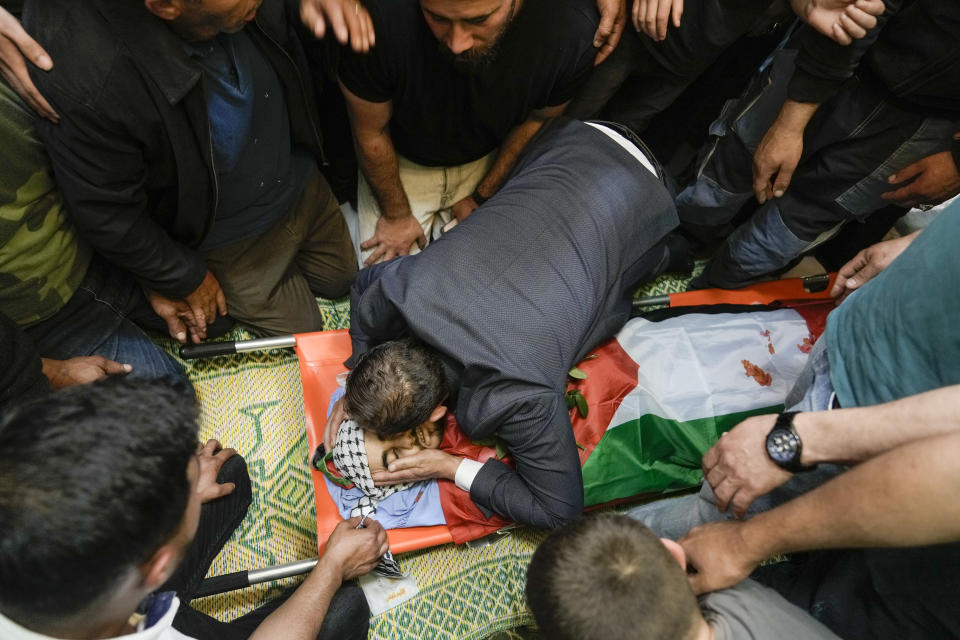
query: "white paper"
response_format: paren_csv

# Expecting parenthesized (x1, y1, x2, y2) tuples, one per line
(358, 571, 419, 616)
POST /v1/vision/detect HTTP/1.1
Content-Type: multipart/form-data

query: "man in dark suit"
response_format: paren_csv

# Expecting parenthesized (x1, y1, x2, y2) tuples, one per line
(327, 117, 680, 529)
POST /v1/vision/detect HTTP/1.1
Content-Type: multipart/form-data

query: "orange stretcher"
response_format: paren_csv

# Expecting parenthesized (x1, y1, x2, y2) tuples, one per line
(184, 273, 838, 595)
(294, 330, 456, 555)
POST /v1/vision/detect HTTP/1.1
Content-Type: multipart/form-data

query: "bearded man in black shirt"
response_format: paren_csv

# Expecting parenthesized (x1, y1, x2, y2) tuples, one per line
(338, 0, 600, 266)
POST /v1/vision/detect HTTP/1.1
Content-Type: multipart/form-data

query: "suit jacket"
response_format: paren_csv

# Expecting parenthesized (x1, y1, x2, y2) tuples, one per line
(349, 118, 679, 528)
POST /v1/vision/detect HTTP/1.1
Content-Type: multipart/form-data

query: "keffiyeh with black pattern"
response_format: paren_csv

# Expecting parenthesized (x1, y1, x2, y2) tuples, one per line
(332, 419, 416, 519)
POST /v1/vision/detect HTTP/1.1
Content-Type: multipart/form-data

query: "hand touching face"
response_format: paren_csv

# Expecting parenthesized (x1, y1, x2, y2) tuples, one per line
(364, 421, 444, 473)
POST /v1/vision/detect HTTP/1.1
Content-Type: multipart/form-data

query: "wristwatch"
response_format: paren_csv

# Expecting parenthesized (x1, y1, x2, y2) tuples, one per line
(765, 412, 813, 473)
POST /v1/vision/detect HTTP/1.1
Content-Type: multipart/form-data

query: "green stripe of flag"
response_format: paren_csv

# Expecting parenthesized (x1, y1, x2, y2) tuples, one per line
(582, 405, 783, 506)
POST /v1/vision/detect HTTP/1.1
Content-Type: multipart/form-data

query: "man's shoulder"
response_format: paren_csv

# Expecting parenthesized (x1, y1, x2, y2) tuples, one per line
(521, 0, 598, 41)
(25, 0, 119, 67)
(363, 0, 423, 35)
(24, 0, 144, 109)
(506, 0, 598, 79)
(700, 579, 841, 640)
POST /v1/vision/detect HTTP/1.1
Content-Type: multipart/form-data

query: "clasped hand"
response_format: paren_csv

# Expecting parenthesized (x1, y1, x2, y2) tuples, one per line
(371, 449, 461, 486)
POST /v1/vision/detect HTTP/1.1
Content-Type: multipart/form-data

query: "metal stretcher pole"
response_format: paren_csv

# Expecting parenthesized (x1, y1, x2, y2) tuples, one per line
(631, 294, 671, 309)
(631, 274, 834, 311)
(193, 557, 319, 597)
(180, 335, 297, 360)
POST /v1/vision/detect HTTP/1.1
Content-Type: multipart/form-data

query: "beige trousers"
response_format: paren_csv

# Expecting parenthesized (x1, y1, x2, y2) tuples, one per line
(356, 152, 495, 264)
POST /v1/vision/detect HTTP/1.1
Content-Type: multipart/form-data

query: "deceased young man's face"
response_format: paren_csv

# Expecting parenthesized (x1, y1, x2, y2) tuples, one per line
(364, 421, 444, 473)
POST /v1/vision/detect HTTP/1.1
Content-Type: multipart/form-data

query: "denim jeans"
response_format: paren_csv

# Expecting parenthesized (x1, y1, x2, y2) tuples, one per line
(23, 258, 187, 382)
(679, 47, 958, 288)
(629, 337, 842, 539)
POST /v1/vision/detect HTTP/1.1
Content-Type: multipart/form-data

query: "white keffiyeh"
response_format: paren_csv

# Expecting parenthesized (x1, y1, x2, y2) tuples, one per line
(332, 419, 415, 518)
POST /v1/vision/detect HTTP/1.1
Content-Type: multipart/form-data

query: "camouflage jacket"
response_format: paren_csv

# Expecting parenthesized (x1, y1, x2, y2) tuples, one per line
(0, 80, 90, 326)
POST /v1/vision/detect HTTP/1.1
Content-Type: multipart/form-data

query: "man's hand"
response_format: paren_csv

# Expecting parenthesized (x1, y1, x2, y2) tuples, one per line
(790, 0, 885, 45)
(300, 0, 375, 53)
(702, 415, 793, 518)
(633, 0, 683, 42)
(881, 151, 960, 209)
(451, 194, 480, 223)
(41, 356, 132, 389)
(371, 449, 461, 485)
(0, 6, 58, 122)
(360, 214, 426, 266)
(146, 289, 204, 344)
(593, 0, 627, 65)
(184, 270, 228, 338)
(680, 520, 761, 594)
(829, 231, 918, 301)
(324, 396, 348, 452)
(195, 439, 239, 503)
(322, 516, 389, 580)
(753, 124, 805, 205)
(752, 100, 821, 204)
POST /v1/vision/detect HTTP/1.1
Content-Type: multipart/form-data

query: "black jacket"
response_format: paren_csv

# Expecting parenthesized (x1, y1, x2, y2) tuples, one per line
(789, 0, 960, 120)
(23, 0, 325, 297)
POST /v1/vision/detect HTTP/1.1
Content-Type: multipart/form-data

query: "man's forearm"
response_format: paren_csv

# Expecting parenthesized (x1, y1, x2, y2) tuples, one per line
(472, 117, 546, 200)
(795, 384, 960, 465)
(745, 430, 960, 558)
(248, 557, 342, 640)
(771, 98, 820, 137)
(355, 128, 413, 220)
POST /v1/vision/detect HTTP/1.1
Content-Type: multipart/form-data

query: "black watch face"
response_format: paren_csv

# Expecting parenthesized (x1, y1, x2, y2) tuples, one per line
(767, 428, 801, 465)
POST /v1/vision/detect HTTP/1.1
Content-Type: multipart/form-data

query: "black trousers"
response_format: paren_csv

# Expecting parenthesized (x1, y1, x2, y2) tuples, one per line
(166, 455, 370, 640)
(754, 544, 960, 640)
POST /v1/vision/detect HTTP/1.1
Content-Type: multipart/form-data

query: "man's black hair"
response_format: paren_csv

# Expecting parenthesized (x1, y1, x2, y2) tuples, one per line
(526, 514, 700, 640)
(343, 338, 447, 435)
(0, 376, 198, 626)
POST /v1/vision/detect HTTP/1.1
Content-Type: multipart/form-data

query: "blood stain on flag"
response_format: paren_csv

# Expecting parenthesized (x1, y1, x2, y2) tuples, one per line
(741, 359, 772, 386)
(797, 334, 816, 354)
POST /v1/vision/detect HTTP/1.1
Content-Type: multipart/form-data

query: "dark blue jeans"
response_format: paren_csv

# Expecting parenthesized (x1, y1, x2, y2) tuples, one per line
(23, 258, 186, 382)
(753, 544, 960, 640)
(678, 47, 957, 288)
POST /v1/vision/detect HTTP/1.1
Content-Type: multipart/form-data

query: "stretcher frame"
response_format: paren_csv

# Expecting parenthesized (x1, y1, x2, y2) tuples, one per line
(187, 273, 836, 595)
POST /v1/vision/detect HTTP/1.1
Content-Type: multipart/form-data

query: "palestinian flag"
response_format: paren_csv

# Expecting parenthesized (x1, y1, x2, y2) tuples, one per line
(318, 301, 833, 545)
(572, 303, 831, 506)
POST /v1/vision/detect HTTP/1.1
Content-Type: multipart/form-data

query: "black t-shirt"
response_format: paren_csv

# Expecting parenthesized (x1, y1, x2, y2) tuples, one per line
(338, 0, 598, 167)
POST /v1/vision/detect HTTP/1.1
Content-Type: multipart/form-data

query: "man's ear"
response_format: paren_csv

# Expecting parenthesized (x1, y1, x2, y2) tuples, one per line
(143, 0, 183, 21)
(140, 544, 178, 590)
(660, 538, 687, 571)
(429, 404, 448, 423)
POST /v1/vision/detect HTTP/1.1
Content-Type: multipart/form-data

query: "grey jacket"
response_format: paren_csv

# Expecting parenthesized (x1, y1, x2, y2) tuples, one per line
(347, 118, 679, 528)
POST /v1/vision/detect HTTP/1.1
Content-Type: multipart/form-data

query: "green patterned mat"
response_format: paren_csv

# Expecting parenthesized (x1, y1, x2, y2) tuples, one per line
(160, 265, 701, 639)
